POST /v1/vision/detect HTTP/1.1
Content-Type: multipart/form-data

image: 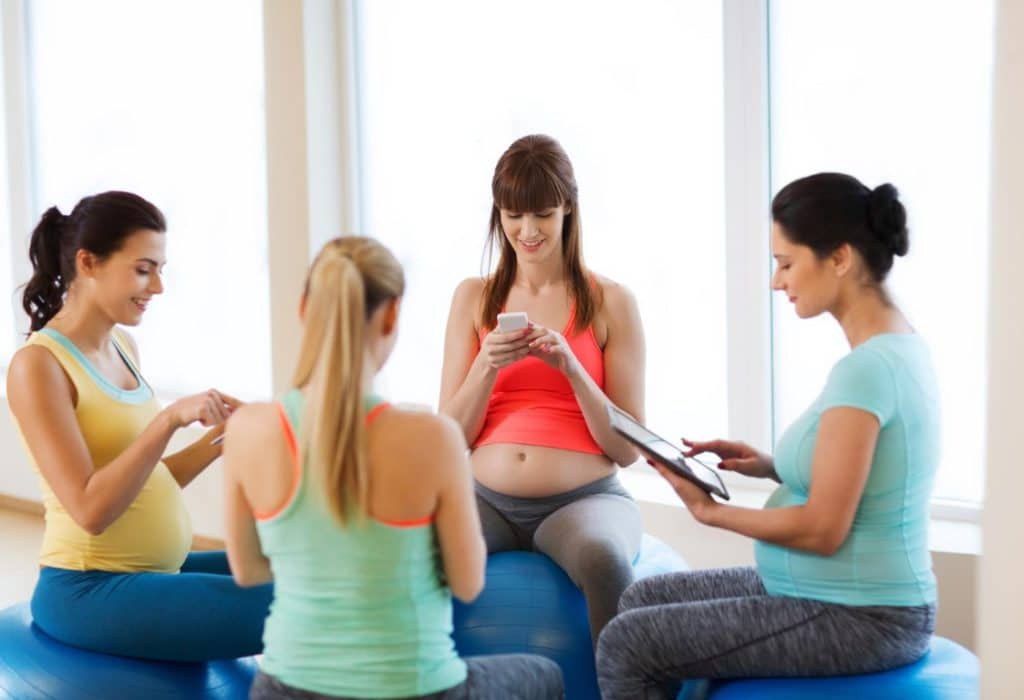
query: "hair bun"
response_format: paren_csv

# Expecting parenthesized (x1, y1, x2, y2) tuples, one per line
(867, 184, 909, 257)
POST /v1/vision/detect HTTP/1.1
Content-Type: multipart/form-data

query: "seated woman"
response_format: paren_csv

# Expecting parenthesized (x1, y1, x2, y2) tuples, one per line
(222, 236, 563, 700)
(596, 173, 939, 699)
(7, 192, 272, 661)
(439, 134, 646, 646)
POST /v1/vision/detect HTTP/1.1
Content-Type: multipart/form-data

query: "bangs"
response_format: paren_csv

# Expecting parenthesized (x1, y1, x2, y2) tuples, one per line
(493, 159, 568, 214)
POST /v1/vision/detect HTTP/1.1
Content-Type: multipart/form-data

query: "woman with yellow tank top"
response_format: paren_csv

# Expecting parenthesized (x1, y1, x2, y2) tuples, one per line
(222, 237, 563, 699)
(6, 192, 272, 661)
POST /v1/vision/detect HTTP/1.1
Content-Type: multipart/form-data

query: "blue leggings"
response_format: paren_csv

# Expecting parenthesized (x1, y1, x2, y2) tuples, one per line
(31, 551, 273, 662)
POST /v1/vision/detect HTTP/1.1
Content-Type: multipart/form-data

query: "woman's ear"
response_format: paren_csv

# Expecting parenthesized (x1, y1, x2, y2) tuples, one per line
(381, 298, 401, 336)
(75, 249, 98, 278)
(831, 243, 853, 278)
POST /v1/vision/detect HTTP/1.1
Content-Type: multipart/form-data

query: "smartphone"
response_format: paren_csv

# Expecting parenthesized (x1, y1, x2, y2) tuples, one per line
(497, 311, 529, 332)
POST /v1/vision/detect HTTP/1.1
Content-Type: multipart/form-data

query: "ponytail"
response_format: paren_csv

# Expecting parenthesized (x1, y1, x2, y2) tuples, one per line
(292, 237, 405, 525)
(20, 191, 166, 332)
(23, 207, 69, 331)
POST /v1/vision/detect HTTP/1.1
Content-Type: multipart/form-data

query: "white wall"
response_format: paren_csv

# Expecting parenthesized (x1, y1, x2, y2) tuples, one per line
(979, 0, 1024, 696)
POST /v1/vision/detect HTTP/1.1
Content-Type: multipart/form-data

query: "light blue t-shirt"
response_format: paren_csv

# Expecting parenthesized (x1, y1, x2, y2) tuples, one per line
(755, 333, 940, 607)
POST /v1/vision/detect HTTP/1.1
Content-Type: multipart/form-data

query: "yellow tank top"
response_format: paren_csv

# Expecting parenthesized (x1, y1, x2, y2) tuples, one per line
(20, 328, 192, 573)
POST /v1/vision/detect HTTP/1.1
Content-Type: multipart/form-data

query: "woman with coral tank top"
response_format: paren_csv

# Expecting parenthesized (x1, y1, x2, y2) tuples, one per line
(440, 134, 646, 645)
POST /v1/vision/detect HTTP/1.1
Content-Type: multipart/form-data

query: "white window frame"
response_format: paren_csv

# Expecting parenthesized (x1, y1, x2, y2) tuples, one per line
(0, 0, 985, 523)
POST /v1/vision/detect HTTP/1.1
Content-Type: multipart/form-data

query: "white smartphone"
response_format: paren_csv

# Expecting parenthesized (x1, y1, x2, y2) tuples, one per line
(497, 311, 529, 332)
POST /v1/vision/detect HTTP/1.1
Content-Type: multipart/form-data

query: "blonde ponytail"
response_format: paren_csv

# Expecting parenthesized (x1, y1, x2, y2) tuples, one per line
(292, 237, 405, 525)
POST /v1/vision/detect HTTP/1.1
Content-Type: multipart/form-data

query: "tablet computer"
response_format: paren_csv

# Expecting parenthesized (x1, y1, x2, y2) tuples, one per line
(607, 405, 730, 500)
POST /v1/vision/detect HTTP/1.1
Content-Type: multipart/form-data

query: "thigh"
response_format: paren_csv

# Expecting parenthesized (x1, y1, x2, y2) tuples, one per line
(532, 494, 642, 584)
(33, 567, 272, 661)
(618, 567, 765, 613)
(440, 655, 563, 700)
(476, 493, 525, 553)
(598, 592, 908, 688)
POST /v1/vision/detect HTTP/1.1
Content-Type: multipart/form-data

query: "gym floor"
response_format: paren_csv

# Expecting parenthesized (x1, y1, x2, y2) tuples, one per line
(0, 509, 43, 609)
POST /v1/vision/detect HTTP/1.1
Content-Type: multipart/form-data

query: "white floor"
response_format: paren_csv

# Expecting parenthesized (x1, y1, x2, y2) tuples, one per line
(0, 508, 43, 610)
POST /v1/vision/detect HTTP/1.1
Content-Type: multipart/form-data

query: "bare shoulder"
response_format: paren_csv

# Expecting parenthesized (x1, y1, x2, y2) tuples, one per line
(7, 344, 68, 394)
(372, 407, 467, 474)
(591, 272, 641, 326)
(451, 277, 486, 312)
(226, 402, 280, 436)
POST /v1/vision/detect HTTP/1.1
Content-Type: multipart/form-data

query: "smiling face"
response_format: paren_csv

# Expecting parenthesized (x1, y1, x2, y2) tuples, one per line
(78, 229, 166, 326)
(770, 222, 843, 319)
(498, 204, 570, 264)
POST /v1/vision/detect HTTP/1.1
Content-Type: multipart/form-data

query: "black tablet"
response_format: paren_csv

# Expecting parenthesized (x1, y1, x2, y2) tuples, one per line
(607, 405, 730, 500)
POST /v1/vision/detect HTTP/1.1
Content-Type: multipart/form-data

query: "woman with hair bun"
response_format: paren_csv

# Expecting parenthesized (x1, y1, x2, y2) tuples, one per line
(597, 173, 940, 698)
(7, 191, 272, 661)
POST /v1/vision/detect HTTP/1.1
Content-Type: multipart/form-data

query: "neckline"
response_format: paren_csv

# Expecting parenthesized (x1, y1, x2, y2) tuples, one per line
(38, 328, 153, 404)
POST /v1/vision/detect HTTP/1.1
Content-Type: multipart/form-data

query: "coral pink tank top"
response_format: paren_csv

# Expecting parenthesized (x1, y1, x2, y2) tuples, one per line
(474, 304, 605, 455)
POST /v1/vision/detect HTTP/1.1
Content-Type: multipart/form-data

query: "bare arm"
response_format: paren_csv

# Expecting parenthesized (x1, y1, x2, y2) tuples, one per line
(116, 329, 235, 488)
(431, 416, 486, 602)
(7, 345, 180, 535)
(658, 407, 879, 555)
(438, 278, 503, 443)
(571, 282, 644, 466)
(221, 405, 273, 587)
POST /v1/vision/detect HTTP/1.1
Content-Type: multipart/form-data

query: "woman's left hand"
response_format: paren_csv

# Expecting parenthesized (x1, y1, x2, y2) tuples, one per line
(648, 459, 717, 524)
(525, 326, 580, 377)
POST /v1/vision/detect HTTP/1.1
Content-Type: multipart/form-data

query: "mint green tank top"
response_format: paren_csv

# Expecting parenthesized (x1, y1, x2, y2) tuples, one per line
(755, 334, 940, 607)
(256, 390, 467, 698)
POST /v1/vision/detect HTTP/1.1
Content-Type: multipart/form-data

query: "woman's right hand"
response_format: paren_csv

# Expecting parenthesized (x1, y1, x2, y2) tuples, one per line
(683, 437, 776, 480)
(167, 389, 237, 429)
(479, 326, 534, 370)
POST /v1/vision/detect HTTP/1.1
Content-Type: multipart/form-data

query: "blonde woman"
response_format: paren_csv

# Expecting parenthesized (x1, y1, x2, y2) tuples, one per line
(223, 237, 563, 699)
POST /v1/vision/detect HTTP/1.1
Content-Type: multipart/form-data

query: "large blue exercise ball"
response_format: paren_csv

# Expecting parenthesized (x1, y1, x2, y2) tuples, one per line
(0, 603, 258, 700)
(453, 533, 687, 700)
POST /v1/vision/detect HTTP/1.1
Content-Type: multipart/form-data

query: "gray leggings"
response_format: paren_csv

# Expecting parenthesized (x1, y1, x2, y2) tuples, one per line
(475, 474, 642, 646)
(250, 654, 564, 700)
(596, 567, 936, 700)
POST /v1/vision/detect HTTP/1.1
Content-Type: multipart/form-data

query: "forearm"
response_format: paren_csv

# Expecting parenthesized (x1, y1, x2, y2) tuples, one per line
(701, 502, 839, 555)
(164, 430, 222, 487)
(80, 409, 179, 533)
(440, 356, 498, 445)
(567, 367, 638, 466)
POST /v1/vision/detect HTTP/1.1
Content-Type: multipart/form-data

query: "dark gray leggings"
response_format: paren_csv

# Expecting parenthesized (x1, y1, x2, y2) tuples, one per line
(596, 567, 935, 700)
(250, 654, 564, 700)
(475, 474, 642, 646)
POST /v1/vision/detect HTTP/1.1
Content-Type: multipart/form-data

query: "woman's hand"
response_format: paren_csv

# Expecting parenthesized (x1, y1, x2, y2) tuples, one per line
(682, 437, 776, 481)
(525, 325, 580, 377)
(648, 459, 718, 524)
(167, 389, 239, 429)
(479, 326, 534, 370)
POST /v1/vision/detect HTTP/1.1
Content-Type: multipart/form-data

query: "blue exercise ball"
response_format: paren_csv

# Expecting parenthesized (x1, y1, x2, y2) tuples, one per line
(453, 533, 687, 700)
(701, 636, 978, 700)
(0, 603, 258, 700)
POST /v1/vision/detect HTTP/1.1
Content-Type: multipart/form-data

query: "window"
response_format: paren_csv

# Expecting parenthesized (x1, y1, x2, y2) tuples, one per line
(769, 0, 995, 503)
(355, 0, 728, 441)
(26, 0, 271, 398)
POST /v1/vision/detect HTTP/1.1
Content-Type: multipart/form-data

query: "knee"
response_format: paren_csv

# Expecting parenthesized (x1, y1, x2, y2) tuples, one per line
(596, 611, 644, 675)
(617, 577, 653, 614)
(574, 537, 632, 584)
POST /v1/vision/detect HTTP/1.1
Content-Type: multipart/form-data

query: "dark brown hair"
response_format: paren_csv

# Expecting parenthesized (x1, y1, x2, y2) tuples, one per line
(772, 172, 909, 284)
(22, 191, 166, 331)
(481, 135, 599, 333)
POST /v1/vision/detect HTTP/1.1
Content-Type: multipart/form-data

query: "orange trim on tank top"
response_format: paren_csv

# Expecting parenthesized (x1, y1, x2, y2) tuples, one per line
(253, 400, 435, 528)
